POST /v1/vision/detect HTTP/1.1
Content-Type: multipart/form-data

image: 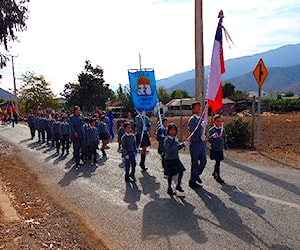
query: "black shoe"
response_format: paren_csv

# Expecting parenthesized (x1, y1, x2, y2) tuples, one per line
(176, 185, 184, 192)
(189, 181, 202, 189)
(167, 188, 175, 195)
(129, 176, 136, 182)
(215, 176, 225, 184)
(80, 156, 86, 163)
(196, 177, 203, 184)
(140, 163, 148, 171)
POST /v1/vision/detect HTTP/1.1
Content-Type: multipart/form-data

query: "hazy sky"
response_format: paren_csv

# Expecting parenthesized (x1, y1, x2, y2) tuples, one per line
(1, 0, 300, 95)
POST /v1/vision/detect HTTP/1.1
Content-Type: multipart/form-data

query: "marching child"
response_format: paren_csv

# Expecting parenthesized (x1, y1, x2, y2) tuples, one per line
(60, 114, 70, 155)
(208, 114, 228, 184)
(52, 114, 61, 155)
(86, 118, 99, 163)
(98, 115, 109, 157)
(117, 119, 126, 153)
(163, 123, 187, 195)
(121, 122, 137, 182)
(156, 118, 168, 164)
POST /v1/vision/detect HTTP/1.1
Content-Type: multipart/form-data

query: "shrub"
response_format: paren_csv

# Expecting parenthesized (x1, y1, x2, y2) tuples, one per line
(225, 118, 251, 148)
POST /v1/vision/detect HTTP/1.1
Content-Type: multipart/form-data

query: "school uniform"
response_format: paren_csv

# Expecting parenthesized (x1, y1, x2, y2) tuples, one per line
(135, 114, 151, 147)
(86, 124, 99, 162)
(69, 114, 84, 165)
(163, 136, 186, 176)
(46, 116, 54, 145)
(208, 125, 228, 161)
(27, 114, 36, 139)
(121, 132, 137, 181)
(98, 121, 109, 141)
(208, 125, 228, 183)
(188, 114, 207, 186)
(39, 116, 47, 144)
(117, 126, 125, 152)
(52, 120, 61, 153)
(60, 120, 70, 154)
(156, 125, 167, 156)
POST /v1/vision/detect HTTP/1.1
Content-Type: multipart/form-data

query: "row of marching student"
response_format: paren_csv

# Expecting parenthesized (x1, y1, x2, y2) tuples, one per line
(25, 103, 228, 197)
(27, 106, 113, 166)
(119, 101, 228, 196)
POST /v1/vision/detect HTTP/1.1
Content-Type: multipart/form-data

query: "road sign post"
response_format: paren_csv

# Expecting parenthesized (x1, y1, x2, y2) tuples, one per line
(253, 58, 268, 146)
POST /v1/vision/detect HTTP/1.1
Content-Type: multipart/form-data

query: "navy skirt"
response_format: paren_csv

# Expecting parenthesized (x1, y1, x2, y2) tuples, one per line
(136, 133, 151, 147)
(163, 158, 186, 177)
(210, 149, 224, 161)
(99, 132, 109, 141)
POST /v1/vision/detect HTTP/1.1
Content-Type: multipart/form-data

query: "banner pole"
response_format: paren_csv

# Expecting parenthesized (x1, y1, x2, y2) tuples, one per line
(139, 53, 142, 70)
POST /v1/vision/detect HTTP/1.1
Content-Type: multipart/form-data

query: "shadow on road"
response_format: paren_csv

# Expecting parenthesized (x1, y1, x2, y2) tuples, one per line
(224, 158, 300, 196)
(58, 163, 98, 187)
(142, 197, 207, 244)
(194, 187, 268, 248)
(124, 182, 141, 211)
(139, 171, 160, 200)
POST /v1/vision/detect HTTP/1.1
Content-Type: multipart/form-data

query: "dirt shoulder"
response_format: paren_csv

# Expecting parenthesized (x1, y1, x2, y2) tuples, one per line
(0, 139, 108, 250)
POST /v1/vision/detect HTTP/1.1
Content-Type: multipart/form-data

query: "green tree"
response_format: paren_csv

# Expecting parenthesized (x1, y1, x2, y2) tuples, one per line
(170, 89, 189, 99)
(229, 90, 248, 102)
(61, 60, 112, 113)
(0, 0, 29, 68)
(115, 84, 134, 115)
(158, 86, 171, 104)
(223, 82, 235, 98)
(18, 71, 59, 113)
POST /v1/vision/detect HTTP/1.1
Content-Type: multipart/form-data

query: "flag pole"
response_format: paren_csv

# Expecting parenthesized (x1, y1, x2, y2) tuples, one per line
(195, 0, 205, 106)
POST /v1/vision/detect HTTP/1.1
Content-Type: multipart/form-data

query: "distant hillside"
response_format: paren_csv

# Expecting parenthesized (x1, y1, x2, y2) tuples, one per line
(158, 43, 300, 95)
(226, 64, 300, 93)
(167, 64, 300, 96)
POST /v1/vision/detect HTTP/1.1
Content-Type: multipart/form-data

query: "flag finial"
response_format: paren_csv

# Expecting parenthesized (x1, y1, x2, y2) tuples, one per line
(218, 10, 224, 19)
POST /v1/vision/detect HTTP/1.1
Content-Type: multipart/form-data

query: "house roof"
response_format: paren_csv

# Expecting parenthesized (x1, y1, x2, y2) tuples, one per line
(166, 97, 235, 107)
(166, 98, 196, 107)
(0, 88, 16, 101)
(223, 97, 235, 104)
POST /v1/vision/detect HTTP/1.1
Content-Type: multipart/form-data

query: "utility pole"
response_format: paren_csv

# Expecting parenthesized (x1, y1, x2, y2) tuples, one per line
(195, 0, 205, 106)
(11, 55, 17, 97)
(9, 54, 18, 113)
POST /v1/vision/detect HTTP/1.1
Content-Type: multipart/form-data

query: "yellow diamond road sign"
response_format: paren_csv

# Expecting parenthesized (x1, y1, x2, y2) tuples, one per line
(253, 58, 268, 87)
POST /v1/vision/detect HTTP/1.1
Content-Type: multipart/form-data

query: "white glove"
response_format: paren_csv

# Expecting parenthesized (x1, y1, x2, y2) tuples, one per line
(183, 141, 188, 147)
(201, 119, 208, 128)
(201, 134, 206, 141)
(225, 150, 229, 157)
(124, 155, 129, 160)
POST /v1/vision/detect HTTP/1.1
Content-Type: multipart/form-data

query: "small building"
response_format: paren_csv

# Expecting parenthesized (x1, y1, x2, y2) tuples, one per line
(166, 98, 196, 116)
(166, 97, 236, 116)
(153, 102, 168, 117)
(221, 97, 236, 115)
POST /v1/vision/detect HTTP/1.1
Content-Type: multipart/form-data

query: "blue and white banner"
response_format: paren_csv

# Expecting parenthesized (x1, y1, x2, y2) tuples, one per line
(128, 69, 158, 111)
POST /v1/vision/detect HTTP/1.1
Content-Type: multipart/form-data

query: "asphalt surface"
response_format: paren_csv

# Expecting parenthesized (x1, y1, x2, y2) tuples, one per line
(0, 123, 300, 250)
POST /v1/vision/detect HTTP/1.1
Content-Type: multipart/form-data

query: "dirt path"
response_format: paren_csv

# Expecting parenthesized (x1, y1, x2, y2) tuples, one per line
(0, 139, 108, 249)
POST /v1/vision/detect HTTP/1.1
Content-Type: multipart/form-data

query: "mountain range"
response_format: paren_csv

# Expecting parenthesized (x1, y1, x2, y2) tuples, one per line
(156, 43, 300, 96)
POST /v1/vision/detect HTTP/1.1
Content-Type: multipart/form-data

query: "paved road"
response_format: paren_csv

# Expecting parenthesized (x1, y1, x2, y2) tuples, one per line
(1, 124, 300, 250)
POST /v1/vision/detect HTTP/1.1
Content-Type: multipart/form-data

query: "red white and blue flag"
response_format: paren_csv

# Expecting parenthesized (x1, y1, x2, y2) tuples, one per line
(207, 10, 225, 113)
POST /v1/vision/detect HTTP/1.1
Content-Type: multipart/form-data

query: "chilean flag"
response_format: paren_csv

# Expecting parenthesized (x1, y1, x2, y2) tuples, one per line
(207, 10, 225, 113)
